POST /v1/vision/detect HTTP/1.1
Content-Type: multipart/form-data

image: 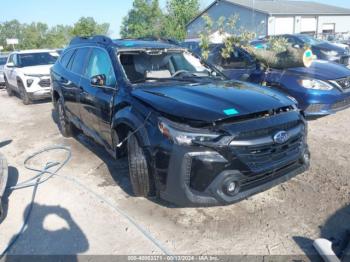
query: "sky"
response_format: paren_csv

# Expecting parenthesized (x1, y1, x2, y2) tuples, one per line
(1, 0, 350, 38)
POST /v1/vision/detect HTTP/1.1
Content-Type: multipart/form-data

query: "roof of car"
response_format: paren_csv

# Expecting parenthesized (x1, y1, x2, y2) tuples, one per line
(113, 39, 181, 50)
(10, 49, 58, 54)
(69, 36, 183, 50)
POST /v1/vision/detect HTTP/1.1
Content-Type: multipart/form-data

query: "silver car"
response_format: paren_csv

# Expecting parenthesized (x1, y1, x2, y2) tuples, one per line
(0, 56, 7, 88)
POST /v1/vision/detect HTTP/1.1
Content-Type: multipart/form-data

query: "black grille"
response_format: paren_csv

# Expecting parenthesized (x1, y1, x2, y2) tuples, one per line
(336, 77, 350, 91)
(38, 79, 51, 87)
(331, 97, 350, 111)
(235, 121, 300, 140)
(231, 134, 303, 173)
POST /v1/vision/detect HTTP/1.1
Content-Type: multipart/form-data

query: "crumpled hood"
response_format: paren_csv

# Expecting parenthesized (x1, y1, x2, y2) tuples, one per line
(18, 64, 53, 76)
(286, 60, 350, 80)
(132, 81, 294, 122)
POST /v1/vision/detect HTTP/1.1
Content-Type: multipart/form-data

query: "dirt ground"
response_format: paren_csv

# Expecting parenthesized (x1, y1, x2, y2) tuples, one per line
(0, 88, 349, 259)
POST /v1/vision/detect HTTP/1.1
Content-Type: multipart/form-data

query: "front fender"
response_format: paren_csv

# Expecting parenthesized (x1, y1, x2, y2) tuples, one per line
(112, 106, 151, 147)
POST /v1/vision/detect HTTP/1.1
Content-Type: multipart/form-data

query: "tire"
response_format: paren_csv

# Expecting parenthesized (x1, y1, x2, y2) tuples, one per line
(127, 132, 153, 197)
(57, 98, 75, 137)
(5, 78, 13, 97)
(18, 81, 31, 105)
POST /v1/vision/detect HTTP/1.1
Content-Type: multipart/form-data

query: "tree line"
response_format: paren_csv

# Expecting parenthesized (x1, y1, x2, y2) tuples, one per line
(0, 17, 110, 51)
(120, 0, 200, 41)
(0, 0, 200, 51)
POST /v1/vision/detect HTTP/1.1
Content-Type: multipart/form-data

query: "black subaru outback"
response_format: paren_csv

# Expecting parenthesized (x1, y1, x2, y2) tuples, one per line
(51, 36, 310, 206)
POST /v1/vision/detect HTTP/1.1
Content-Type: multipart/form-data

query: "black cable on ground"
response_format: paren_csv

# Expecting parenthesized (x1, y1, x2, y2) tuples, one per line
(0, 145, 172, 258)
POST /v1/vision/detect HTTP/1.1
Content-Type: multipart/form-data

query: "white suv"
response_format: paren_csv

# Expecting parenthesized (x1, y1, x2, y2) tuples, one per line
(3, 49, 59, 104)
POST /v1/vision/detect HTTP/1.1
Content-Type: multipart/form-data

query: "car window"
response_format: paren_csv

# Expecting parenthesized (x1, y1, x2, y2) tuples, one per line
(70, 48, 91, 75)
(297, 35, 325, 45)
(284, 36, 297, 45)
(171, 54, 203, 72)
(214, 48, 254, 69)
(85, 48, 116, 87)
(119, 50, 219, 84)
(7, 54, 14, 64)
(60, 49, 75, 69)
(17, 52, 58, 67)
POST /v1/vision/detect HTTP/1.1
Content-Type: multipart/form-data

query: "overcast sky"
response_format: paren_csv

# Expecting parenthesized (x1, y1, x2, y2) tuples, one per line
(1, 0, 350, 38)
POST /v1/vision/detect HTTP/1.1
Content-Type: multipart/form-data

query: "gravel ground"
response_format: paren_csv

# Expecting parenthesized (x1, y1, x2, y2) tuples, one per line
(0, 89, 349, 259)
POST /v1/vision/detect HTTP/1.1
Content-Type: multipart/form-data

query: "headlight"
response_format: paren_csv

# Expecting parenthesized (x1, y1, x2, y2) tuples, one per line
(299, 79, 334, 90)
(158, 118, 220, 145)
(321, 50, 338, 57)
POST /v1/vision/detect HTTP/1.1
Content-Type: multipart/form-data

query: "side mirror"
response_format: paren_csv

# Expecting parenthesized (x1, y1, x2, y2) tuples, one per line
(90, 74, 106, 87)
(6, 62, 15, 68)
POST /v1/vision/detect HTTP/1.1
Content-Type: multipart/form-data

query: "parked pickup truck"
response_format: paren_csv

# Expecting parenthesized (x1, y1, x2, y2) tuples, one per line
(51, 36, 310, 206)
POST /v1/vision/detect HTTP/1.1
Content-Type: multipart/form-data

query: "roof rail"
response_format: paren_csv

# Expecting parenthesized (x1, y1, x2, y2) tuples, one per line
(69, 35, 113, 46)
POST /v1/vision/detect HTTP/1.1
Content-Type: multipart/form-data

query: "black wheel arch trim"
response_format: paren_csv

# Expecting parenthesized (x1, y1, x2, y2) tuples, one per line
(16, 76, 24, 85)
(112, 106, 151, 147)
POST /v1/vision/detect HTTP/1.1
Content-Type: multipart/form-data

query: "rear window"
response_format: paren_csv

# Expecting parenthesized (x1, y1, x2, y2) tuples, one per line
(18, 52, 59, 67)
(60, 49, 75, 68)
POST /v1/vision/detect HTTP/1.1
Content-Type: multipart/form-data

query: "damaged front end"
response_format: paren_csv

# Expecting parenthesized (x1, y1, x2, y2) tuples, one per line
(0, 153, 8, 218)
(150, 107, 310, 207)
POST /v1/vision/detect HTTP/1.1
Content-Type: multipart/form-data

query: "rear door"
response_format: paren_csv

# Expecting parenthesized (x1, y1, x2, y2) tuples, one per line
(80, 47, 117, 147)
(61, 48, 90, 123)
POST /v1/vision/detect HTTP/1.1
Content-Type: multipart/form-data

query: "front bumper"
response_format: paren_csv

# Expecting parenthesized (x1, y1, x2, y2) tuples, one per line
(27, 88, 52, 100)
(302, 90, 350, 116)
(159, 140, 309, 207)
(24, 76, 52, 100)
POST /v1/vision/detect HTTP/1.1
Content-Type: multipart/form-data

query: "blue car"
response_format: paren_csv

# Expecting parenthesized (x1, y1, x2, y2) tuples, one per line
(281, 34, 350, 67)
(251, 35, 350, 67)
(184, 42, 350, 116)
(254, 60, 350, 116)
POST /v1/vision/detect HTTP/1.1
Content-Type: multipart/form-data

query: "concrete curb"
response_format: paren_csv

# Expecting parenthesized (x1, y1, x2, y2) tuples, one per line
(0, 153, 8, 217)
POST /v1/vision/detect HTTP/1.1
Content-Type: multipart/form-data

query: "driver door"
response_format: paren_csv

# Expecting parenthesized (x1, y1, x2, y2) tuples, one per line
(80, 47, 117, 147)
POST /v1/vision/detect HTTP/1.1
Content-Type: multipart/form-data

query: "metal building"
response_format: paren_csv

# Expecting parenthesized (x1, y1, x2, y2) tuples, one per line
(186, 0, 350, 40)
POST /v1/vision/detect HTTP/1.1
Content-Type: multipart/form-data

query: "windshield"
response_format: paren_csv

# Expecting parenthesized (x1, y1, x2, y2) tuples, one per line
(118, 50, 223, 84)
(298, 35, 325, 45)
(18, 52, 59, 67)
(0, 57, 7, 65)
